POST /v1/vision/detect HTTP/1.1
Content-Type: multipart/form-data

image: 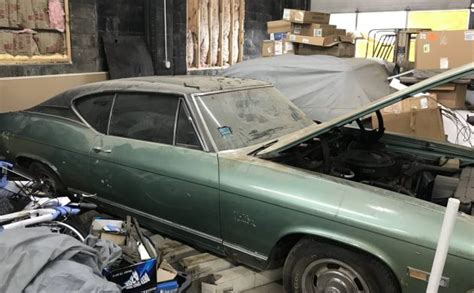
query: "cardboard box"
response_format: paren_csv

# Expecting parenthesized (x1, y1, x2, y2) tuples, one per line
(374, 108, 445, 142)
(415, 30, 474, 70)
(292, 23, 336, 37)
(429, 83, 467, 109)
(270, 32, 287, 41)
(288, 34, 339, 47)
(261, 40, 283, 57)
(382, 94, 438, 114)
(373, 95, 446, 142)
(295, 42, 355, 57)
(282, 9, 330, 24)
(104, 258, 157, 292)
(267, 20, 292, 34)
(283, 41, 294, 54)
(100, 232, 127, 246)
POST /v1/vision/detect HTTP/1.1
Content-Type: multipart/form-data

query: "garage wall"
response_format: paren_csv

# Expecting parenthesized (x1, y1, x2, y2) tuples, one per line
(310, 0, 472, 13)
(0, 0, 146, 78)
(0, 72, 107, 113)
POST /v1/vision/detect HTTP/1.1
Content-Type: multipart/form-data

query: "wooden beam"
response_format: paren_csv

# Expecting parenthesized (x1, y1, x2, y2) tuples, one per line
(218, 0, 224, 67)
(64, 0, 72, 63)
(196, 0, 201, 68)
(238, 0, 245, 62)
(229, 0, 235, 65)
(207, 0, 212, 65)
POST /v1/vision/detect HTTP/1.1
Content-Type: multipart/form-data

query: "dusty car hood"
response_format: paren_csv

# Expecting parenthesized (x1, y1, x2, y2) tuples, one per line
(258, 62, 474, 158)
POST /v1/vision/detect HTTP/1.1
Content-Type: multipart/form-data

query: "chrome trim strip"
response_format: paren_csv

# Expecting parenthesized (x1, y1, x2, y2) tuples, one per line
(407, 266, 450, 288)
(184, 95, 211, 152)
(70, 101, 102, 136)
(173, 99, 181, 146)
(22, 111, 86, 127)
(106, 94, 117, 135)
(94, 196, 222, 244)
(191, 94, 219, 152)
(223, 241, 269, 262)
(192, 84, 273, 97)
(180, 100, 207, 151)
(94, 196, 269, 262)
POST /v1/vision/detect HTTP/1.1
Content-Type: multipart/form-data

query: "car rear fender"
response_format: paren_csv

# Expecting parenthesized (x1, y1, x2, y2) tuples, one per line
(15, 153, 61, 178)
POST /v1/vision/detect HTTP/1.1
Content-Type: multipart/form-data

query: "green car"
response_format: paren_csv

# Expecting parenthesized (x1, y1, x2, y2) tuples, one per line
(1, 64, 473, 293)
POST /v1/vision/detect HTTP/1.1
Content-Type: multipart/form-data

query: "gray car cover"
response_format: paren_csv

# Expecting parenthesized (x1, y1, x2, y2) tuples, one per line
(0, 227, 121, 293)
(222, 55, 395, 122)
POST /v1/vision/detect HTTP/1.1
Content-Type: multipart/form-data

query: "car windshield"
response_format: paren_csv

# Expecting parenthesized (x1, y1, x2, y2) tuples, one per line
(195, 87, 314, 151)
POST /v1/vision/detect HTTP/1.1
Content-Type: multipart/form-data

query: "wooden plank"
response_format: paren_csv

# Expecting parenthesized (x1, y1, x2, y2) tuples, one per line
(229, 0, 235, 65)
(218, 0, 224, 67)
(187, 0, 199, 68)
(238, 0, 245, 62)
(207, 0, 212, 65)
(196, 0, 201, 68)
(64, 0, 72, 63)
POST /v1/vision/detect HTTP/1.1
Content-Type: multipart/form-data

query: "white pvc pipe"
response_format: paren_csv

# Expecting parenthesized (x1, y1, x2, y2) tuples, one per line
(426, 198, 460, 293)
(2, 212, 55, 229)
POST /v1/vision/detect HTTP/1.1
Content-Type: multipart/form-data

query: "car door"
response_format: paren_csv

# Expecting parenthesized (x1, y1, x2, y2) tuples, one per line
(86, 92, 222, 251)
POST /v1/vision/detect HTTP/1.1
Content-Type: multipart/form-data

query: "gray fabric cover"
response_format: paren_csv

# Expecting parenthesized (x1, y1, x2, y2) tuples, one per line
(0, 227, 121, 293)
(222, 55, 395, 122)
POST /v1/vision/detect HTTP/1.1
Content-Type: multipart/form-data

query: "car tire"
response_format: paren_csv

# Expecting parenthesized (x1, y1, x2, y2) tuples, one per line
(29, 162, 66, 195)
(283, 237, 400, 293)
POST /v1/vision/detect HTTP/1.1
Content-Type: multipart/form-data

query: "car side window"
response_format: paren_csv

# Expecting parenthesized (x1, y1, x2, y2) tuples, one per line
(109, 93, 178, 145)
(75, 94, 115, 134)
(176, 102, 202, 150)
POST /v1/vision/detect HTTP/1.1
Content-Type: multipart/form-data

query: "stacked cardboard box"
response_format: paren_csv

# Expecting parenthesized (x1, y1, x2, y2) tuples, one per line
(262, 9, 354, 58)
(415, 30, 474, 70)
(372, 94, 446, 142)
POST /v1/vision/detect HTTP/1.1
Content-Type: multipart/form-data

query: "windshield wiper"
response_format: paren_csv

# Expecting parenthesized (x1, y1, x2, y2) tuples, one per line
(248, 139, 279, 156)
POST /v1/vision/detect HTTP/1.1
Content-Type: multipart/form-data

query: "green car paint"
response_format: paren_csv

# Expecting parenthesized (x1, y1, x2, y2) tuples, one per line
(0, 67, 473, 292)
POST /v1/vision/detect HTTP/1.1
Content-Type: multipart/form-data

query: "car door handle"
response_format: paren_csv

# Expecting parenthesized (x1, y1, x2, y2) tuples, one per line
(93, 146, 112, 154)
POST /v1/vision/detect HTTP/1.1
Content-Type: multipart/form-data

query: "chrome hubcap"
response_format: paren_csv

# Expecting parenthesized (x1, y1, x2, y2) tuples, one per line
(302, 258, 370, 293)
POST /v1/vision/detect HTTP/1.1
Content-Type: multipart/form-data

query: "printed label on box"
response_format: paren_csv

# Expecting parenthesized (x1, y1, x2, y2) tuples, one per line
(423, 44, 430, 53)
(314, 29, 322, 37)
(420, 98, 428, 109)
(420, 33, 427, 40)
(465, 31, 474, 41)
(293, 25, 302, 34)
(440, 57, 449, 69)
(274, 41, 283, 55)
(295, 11, 304, 22)
(289, 34, 296, 41)
(302, 38, 309, 44)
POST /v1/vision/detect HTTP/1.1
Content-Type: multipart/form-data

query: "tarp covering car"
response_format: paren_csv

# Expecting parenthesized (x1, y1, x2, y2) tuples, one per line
(222, 55, 395, 122)
(0, 227, 121, 293)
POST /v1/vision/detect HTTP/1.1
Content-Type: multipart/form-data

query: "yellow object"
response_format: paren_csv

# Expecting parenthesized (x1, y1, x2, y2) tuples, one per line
(355, 9, 469, 61)
(407, 9, 469, 31)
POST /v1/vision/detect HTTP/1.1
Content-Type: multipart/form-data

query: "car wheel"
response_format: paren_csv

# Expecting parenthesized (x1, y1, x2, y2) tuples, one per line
(283, 237, 400, 293)
(29, 162, 66, 195)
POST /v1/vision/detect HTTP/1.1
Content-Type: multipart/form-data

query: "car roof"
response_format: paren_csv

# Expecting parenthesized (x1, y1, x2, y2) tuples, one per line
(36, 75, 270, 108)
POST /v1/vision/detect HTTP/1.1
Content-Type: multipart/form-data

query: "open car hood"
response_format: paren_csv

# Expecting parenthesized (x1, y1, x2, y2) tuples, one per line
(258, 62, 474, 158)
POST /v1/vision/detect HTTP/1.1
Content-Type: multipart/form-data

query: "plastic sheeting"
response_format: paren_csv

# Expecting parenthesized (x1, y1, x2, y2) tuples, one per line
(0, 228, 121, 293)
(222, 55, 395, 122)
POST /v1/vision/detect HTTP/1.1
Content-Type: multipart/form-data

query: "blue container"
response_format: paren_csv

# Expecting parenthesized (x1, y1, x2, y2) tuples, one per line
(0, 161, 13, 188)
(156, 281, 178, 293)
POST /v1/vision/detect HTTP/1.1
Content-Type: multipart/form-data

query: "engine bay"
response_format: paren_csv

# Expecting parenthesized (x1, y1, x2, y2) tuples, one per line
(270, 118, 474, 215)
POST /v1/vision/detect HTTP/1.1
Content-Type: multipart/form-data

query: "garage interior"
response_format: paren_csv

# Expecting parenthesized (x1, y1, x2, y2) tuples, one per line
(0, 0, 474, 292)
